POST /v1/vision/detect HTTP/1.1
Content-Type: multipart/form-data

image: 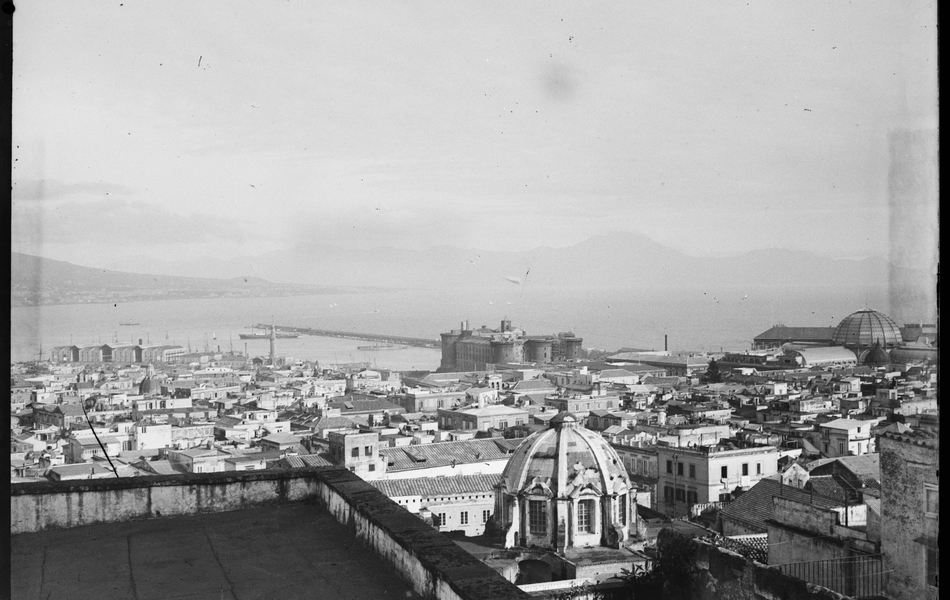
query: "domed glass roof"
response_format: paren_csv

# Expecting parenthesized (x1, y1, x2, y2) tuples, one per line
(832, 309, 902, 348)
(499, 411, 630, 498)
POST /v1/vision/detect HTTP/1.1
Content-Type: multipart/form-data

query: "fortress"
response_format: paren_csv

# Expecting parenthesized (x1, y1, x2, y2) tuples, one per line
(439, 319, 583, 372)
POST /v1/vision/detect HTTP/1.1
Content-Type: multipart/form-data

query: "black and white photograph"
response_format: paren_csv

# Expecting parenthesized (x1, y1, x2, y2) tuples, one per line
(9, 2, 937, 599)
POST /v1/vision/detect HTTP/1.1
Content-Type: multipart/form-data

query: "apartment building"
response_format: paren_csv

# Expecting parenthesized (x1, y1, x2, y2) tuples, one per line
(814, 418, 878, 458)
(655, 439, 779, 517)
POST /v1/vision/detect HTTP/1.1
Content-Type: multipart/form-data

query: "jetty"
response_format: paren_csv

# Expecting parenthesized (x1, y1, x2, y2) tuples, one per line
(257, 324, 439, 349)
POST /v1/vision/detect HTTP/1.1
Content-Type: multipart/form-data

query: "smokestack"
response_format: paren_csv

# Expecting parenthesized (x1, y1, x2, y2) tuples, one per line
(665, 335, 668, 352)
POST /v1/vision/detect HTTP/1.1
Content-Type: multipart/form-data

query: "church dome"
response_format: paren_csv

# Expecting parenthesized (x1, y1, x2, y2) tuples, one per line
(500, 411, 630, 497)
(861, 342, 891, 367)
(832, 309, 902, 349)
(495, 411, 634, 552)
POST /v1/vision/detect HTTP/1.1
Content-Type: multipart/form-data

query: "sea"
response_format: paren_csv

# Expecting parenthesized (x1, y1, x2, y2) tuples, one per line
(10, 284, 889, 369)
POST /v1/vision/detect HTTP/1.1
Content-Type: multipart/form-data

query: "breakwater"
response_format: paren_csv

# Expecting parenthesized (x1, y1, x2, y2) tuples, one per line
(263, 324, 440, 349)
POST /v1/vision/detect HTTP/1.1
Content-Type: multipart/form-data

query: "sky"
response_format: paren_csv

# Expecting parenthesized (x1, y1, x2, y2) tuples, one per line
(12, 1, 938, 269)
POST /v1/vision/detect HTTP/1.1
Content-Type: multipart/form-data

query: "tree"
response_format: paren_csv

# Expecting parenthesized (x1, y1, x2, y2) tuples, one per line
(705, 359, 722, 383)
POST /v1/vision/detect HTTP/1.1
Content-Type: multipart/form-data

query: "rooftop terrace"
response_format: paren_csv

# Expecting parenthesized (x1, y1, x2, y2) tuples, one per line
(12, 503, 415, 600)
(10, 468, 531, 600)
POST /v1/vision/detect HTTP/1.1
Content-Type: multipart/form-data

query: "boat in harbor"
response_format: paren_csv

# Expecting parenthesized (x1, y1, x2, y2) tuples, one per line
(238, 331, 301, 340)
(119, 322, 140, 326)
(238, 324, 300, 340)
(357, 343, 408, 351)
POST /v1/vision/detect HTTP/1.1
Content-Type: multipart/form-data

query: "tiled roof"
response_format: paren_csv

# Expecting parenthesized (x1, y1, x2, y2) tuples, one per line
(806, 454, 880, 481)
(597, 369, 637, 379)
(805, 476, 851, 503)
(641, 376, 681, 384)
(820, 418, 868, 431)
(512, 379, 555, 391)
(261, 433, 300, 445)
(880, 426, 939, 449)
(281, 453, 335, 468)
(140, 460, 189, 475)
(314, 416, 361, 430)
(719, 477, 845, 533)
(371, 473, 501, 498)
(380, 437, 524, 472)
(754, 327, 836, 341)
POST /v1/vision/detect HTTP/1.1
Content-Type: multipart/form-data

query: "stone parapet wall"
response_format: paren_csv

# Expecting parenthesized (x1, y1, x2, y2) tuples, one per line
(11, 470, 322, 534)
(11, 468, 531, 600)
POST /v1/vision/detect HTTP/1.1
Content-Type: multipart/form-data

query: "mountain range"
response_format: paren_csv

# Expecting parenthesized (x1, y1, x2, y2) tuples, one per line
(12, 232, 932, 312)
(78, 231, 896, 289)
(10, 252, 370, 307)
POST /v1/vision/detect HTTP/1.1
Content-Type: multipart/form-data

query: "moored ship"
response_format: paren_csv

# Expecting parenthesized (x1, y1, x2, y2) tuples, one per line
(238, 327, 300, 340)
(357, 343, 407, 350)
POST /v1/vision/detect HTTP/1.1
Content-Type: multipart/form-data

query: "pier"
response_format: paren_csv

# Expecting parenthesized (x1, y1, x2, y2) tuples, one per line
(259, 324, 440, 349)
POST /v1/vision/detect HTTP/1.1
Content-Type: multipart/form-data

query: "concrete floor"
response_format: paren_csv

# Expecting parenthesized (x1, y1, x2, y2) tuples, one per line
(11, 502, 419, 600)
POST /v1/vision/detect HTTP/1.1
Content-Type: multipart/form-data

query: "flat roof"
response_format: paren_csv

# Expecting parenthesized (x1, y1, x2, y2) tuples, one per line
(11, 502, 416, 600)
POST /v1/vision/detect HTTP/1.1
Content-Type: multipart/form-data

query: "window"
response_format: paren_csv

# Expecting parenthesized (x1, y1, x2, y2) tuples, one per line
(687, 490, 698, 505)
(351, 447, 359, 458)
(529, 500, 547, 535)
(498, 421, 508, 429)
(436, 513, 446, 527)
(838, 442, 844, 455)
(577, 499, 594, 533)
(719, 493, 731, 502)
(364, 446, 372, 456)
(742, 463, 749, 476)
(677, 462, 684, 476)
(618, 494, 627, 525)
(925, 485, 939, 516)
(664, 486, 674, 504)
(482, 510, 491, 523)
(689, 464, 696, 479)
(460, 511, 469, 525)
(675, 488, 685, 502)
(368, 464, 375, 472)
(756, 463, 762, 475)
(721, 466, 728, 479)
(667, 460, 673, 474)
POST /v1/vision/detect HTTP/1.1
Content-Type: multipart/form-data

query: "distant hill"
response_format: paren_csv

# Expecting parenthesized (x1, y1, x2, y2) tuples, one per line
(10, 253, 373, 306)
(14, 232, 934, 320)
(104, 231, 894, 291)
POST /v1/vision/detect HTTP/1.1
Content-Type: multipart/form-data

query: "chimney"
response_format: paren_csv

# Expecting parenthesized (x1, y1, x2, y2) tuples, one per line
(665, 335, 668, 352)
(138, 339, 143, 345)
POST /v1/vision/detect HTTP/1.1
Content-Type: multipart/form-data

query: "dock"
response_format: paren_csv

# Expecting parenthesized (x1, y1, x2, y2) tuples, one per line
(258, 324, 440, 349)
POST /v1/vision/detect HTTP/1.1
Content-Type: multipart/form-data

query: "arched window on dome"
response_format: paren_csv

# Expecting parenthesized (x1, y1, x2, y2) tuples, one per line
(528, 498, 547, 535)
(617, 493, 627, 526)
(576, 498, 595, 534)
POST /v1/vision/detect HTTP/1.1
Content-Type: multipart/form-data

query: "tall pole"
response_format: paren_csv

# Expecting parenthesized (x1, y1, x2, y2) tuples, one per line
(269, 317, 276, 366)
(672, 452, 679, 519)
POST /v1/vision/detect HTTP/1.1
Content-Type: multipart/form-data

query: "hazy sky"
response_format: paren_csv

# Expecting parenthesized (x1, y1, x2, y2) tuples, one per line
(12, 1, 937, 267)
